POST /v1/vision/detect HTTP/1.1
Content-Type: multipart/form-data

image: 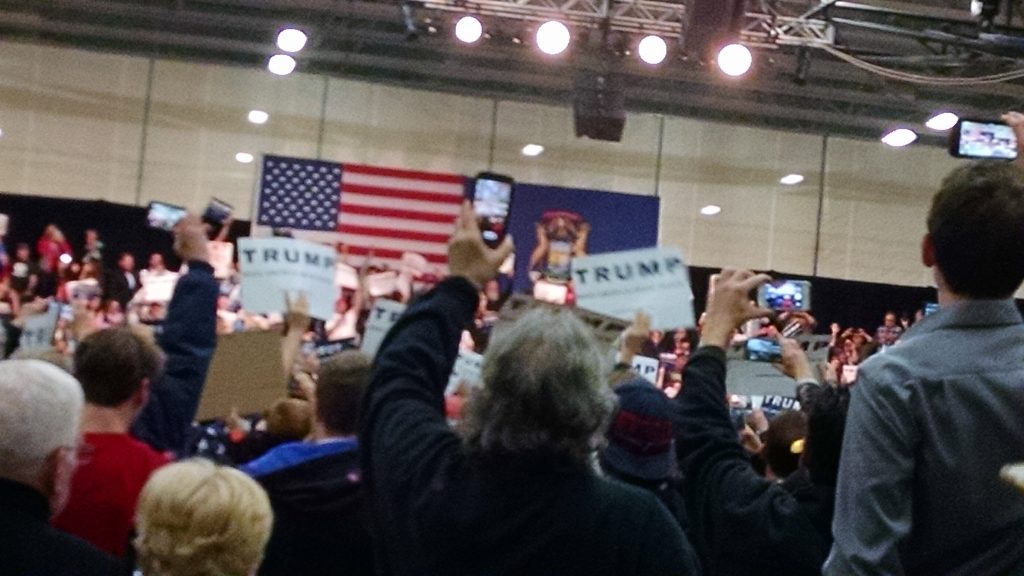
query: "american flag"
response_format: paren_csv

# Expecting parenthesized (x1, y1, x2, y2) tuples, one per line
(257, 155, 465, 267)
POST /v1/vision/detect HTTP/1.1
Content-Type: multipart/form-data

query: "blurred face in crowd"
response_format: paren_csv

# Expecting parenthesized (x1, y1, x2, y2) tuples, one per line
(884, 313, 897, 328)
(149, 253, 164, 271)
(85, 229, 98, 246)
(16, 245, 29, 261)
(119, 254, 134, 272)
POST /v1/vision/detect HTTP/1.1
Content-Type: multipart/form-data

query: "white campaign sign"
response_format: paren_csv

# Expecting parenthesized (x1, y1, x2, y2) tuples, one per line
(20, 304, 59, 352)
(571, 247, 695, 330)
(360, 299, 407, 359)
(237, 237, 337, 320)
(631, 355, 660, 384)
(446, 350, 484, 395)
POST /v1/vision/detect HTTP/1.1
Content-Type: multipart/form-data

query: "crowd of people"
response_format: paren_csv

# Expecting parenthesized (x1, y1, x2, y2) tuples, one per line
(1, 112, 1024, 576)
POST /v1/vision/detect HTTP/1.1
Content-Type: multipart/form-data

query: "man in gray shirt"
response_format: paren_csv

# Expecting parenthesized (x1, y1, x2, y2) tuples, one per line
(825, 112, 1024, 576)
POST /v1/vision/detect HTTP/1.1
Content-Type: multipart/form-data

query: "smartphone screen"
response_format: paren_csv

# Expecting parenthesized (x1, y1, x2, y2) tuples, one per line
(757, 280, 812, 311)
(924, 302, 939, 316)
(473, 173, 514, 248)
(745, 337, 782, 362)
(952, 120, 1018, 160)
(147, 201, 187, 231)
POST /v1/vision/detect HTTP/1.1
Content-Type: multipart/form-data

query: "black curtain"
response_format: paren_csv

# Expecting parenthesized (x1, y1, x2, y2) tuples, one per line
(0, 193, 249, 272)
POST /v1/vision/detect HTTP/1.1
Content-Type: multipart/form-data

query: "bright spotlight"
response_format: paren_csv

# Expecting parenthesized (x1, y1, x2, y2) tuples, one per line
(700, 205, 722, 216)
(236, 152, 255, 164)
(780, 174, 805, 186)
(638, 35, 667, 65)
(536, 21, 570, 55)
(276, 29, 308, 53)
(59, 253, 73, 265)
(248, 110, 270, 125)
(455, 16, 483, 44)
(881, 128, 918, 148)
(717, 43, 752, 77)
(926, 112, 959, 131)
(267, 54, 296, 76)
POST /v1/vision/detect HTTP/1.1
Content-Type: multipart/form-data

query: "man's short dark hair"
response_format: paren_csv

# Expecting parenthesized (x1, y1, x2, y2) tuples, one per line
(74, 328, 165, 407)
(316, 351, 371, 435)
(928, 162, 1024, 299)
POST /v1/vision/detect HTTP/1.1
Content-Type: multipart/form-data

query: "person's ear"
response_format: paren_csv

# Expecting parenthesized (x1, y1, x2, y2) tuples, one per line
(41, 446, 76, 516)
(134, 378, 151, 410)
(921, 234, 936, 268)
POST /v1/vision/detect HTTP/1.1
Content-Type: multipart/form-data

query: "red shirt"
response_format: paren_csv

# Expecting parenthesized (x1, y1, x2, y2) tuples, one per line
(52, 433, 170, 556)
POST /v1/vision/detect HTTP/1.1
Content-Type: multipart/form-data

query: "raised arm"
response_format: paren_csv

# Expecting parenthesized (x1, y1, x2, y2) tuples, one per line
(676, 269, 829, 575)
(360, 202, 512, 508)
(132, 215, 218, 454)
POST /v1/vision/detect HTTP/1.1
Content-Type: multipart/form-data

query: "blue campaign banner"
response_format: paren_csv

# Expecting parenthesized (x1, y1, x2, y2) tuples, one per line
(508, 183, 660, 294)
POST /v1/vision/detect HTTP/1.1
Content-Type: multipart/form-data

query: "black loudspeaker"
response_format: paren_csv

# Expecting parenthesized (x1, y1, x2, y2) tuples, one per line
(573, 73, 626, 142)
(684, 0, 744, 59)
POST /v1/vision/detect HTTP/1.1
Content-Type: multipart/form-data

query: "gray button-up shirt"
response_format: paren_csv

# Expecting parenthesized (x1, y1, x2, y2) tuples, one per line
(825, 299, 1024, 576)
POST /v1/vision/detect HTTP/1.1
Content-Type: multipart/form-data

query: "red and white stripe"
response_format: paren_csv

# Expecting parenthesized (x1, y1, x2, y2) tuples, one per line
(336, 164, 463, 270)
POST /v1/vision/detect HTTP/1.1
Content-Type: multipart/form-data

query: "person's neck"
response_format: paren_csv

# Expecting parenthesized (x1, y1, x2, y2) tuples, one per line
(81, 403, 134, 434)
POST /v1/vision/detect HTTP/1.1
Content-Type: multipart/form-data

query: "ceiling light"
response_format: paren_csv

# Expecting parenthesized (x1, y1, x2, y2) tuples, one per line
(236, 152, 255, 164)
(700, 205, 722, 216)
(521, 144, 545, 157)
(638, 35, 667, 65)
(455, 16, 483, 44)
(247, 110, 269, 125)
(780, 174, 805, 186)
(536, 21, 570, 55)
(276, 29, 308, 53)
(717, 43, 752, 77)
(0, 128, 4, 138)
(926, 112, 959, 131)
(881, 128, 918, 148)
(267, 54, 296, 76)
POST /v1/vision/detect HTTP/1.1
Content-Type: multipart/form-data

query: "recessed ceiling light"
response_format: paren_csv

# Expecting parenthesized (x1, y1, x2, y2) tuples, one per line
(521, 144, 545, 157)
(236, 152, 255, 164)
(780, 174, 805, 186)
(925, 112, 959, 131)
(276, 29, 308, 53)
(247, 110, 269, 125)
(700, 205, 722, 216)
(267, 54, 296, 76)
(881, 128, 918, 147)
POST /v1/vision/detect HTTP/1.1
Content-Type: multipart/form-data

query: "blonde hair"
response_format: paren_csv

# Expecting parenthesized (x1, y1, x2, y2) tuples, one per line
(135, 459, 273, 576)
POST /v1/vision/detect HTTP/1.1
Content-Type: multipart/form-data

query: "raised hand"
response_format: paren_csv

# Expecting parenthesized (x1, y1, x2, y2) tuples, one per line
(448, 201, 514, 290)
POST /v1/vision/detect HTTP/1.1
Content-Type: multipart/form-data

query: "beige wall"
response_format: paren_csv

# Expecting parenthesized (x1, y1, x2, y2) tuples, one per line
(0, 40, 974, 290)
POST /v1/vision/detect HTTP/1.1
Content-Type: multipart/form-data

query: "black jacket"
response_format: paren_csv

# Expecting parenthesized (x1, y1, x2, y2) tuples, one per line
(0, 478, 126, 576)
(249, 442, 374, 576)
(675, 347, 829, 576)
(102, 269, 139, 309)
(360, 277, 700, 576)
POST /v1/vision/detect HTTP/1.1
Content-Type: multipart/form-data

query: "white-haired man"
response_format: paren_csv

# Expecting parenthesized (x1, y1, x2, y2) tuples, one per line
(0, 360, 124, 575)
(360, 202, 699, 575)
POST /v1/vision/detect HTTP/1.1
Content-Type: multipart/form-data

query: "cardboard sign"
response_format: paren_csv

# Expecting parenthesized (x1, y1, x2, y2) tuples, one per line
(19, 304, 59, 352)
(445, 350, 484, 395)
(360, 299, 407, 359)
(237, 237, 337, 320)
(208, 241, 234, 280)
(631, 355, 660, 384)
(757, 395, 802, 418)
(65, 279, 101, 301)
(197, 330, 285, 421)
(841, 365, 859, 386)
(571, 247, 694, 330)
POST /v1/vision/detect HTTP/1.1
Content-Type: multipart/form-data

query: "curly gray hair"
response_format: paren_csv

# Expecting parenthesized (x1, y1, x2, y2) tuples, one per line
(461, 308, 614, 464)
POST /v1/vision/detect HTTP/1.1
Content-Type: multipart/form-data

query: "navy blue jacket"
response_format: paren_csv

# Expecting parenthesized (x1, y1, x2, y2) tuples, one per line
(132, 261, 218, 454)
